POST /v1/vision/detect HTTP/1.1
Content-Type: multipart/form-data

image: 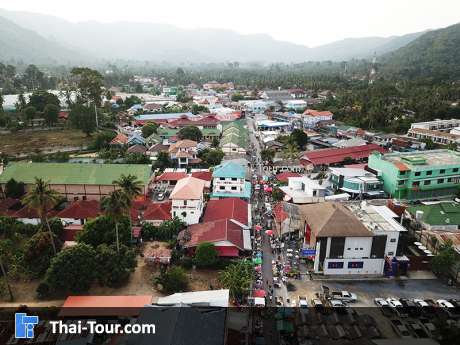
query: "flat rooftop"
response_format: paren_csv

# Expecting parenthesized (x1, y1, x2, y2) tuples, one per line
(381, 149, 460, 167)
(345, 202, 407, 233)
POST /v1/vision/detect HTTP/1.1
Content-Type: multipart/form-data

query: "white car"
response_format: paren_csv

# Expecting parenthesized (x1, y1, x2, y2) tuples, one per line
(298, 296, 308, 308)
(374, 298, 389, 307)
(386, 298, 403, 308)
(413, 299, 429, 308)
(330, 300, 347, 308)
(436, 299, 455, 308)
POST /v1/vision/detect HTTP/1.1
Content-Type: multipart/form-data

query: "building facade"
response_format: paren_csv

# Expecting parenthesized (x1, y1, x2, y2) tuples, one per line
(368, 150, 460, 200)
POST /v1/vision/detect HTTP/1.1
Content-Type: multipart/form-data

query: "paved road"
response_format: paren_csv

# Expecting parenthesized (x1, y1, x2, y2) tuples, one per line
(248, 115, 280, 345)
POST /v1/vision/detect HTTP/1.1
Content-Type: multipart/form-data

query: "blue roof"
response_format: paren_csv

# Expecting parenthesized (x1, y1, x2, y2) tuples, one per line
(134, 112, 195, 121)
(212, 162, 246, 178)
(211, 182, 251, 200)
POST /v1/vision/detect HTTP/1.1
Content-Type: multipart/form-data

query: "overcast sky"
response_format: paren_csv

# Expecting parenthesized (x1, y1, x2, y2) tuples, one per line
(1, 0, 460, 46)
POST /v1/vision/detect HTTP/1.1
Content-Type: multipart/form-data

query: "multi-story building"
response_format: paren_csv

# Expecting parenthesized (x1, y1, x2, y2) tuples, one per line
(168, 140, 201, 168)
(410, 119, 460, 132)
(368, 150, 460, 200)
(170, 177, 205, 225)
(300, 202, 406, 276)
(302, 109, 333, 128)
(211, 161, 251, 200)
(407, 127, 460, 146)
(328, 167, 384, 197)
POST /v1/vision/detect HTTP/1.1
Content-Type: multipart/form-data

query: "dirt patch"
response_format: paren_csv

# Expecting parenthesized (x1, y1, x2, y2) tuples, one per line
(0, 129, 92, 155)
(187, 269, 220, 291)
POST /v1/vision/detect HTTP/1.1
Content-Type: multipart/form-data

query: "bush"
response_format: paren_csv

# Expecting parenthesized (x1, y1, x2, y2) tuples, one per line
(42, 244, 97, 295)
(77, 215, 131, 247)
(23, 231, 62, 277)
(95, 244, 137, 287)
(154, 266, 188, 293)
(193, 242, 218, 268)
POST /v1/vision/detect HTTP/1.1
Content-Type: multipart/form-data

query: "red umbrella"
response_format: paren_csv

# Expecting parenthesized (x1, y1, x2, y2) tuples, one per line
(253, 289, 266, 298)
(255, 225, 262, 231)
(255, 265, 262, 272)
(265, 230, 273, 236)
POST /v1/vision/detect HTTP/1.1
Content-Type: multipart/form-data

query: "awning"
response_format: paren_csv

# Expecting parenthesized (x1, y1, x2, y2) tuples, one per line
(253, 289, 266, 298)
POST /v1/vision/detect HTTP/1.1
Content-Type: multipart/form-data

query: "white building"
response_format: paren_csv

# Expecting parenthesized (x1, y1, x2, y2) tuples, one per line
(300, 202, 406, 276)
(302, 109, 334, 127)
(410, 119, 460, 132)
(170, 177, 205, 225)
(279, 176, 329, 204)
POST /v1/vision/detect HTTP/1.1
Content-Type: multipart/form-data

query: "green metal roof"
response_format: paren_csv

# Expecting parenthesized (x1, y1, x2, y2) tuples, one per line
(158, 128, 180, 138)
(201, 128, 220, 136)
(220, 133, 248, 147)
(0, 162, 152, 186)
(408, 202, 460, 226)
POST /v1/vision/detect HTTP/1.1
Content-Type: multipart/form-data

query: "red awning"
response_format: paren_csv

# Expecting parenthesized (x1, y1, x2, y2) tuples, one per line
(216, 246, 239, 257)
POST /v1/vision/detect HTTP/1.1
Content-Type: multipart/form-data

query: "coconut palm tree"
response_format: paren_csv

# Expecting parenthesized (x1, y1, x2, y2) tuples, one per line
(23, 178, 60, 254)
(113, 174, 143, 200)
(282, 143, 299, 160)
(100, 190, 130, 253)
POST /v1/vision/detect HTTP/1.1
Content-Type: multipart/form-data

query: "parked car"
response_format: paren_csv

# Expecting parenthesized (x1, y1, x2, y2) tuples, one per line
(156, 192, 165, 201)
(386, 298, 407, 317)
(436, 299, 456, 317)
(298, 296, 308, 308)
(374, 298, 393, 317)
(400, 298, 420, 317)
(406, 320, 429, 338)
(330, 291, 357, 302)
(390, 319, 411, 338)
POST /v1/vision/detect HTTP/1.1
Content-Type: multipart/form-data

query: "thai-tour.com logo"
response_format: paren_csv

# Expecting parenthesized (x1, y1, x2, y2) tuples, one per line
(15, 313, 39, 339)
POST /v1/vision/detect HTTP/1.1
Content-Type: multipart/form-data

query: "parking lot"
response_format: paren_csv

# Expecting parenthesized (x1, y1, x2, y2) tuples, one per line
(288, 278, 460, 307)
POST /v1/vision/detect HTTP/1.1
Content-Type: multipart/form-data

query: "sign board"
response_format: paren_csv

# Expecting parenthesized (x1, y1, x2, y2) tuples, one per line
(300, 248, 316, 257)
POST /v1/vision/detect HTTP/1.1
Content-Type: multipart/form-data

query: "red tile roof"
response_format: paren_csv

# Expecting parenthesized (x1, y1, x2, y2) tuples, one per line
(275, 172, 301, 182)
(60, 296, 152, 317)
(62, 224, 83, 241)
(13, 206, 57, 219)
(191, 170, 213, 182)
(110, 132, 128, 145)
(393, 161, 411, 172)
(302, 144, 385, 166)
(0, 198, 21, 213)
(184, 219, 244, 251)
(57, 200, 101, 219)
(203, 198, 248, 225)
(303, 109, 334, 117)
(168, 115, 220, 127)
(143, 202, 172, 221)
(156, 171, 188, 182)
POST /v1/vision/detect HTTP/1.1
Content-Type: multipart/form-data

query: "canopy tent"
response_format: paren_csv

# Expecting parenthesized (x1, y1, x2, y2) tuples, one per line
(253, 289, 266, 298)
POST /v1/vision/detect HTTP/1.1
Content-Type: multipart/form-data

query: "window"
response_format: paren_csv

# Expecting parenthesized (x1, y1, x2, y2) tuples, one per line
(398, 180, 405, 185)
(231, 177, 237, 181)
(231, 186, 237, 190)
(327, 262, 344, 269)
(348, 262, 364, 269)
(390, 238, 396, 243)
(184, 200, 187, 206)
(359, 248, 363, 250)
(424, 180, 431, 185)
(454, 168, 459, 173)
(412, 181, 420, 187)
(438, 178, 444, 184)
(448, 178, 453, 182)
(440, 169, 445, 174)
(219, 186, 225, 190)
(399, 171, 406, 176)
(219, 177, 225, 181)
(426, 171, 432, 175)
(388, 251, 394, 256)
(415, 172, 421, 176)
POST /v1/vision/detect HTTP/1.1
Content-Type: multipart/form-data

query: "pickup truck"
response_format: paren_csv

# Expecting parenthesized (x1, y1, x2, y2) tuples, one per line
(330, 291, 357, 302)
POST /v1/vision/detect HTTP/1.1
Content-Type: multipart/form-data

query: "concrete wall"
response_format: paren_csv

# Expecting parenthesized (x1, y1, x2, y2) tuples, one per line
(323, 257, 385, 275)
(213, 177, 245, 193)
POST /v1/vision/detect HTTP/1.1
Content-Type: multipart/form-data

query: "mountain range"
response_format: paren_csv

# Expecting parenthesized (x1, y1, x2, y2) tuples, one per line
(0, 9, 432, 64)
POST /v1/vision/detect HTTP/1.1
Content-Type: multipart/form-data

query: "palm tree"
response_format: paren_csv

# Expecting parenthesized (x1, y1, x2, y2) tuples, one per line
(23, 178, 60, 254)
(100, 190, 130, 253)
(282, 143, 299, 160)
(113, 174, 143, 200)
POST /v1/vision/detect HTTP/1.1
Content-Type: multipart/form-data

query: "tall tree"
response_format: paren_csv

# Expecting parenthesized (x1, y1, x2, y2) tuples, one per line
(282, 143, 300, 160)
(178, 126, 202, 142)
(70, 67, 104, 107)
(43, 104, 60, 126)
(113, 174, 143, 200)
(100, 190, 131, 253)
(69, 103, 96, 136)
(23, 178, 60, 255)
